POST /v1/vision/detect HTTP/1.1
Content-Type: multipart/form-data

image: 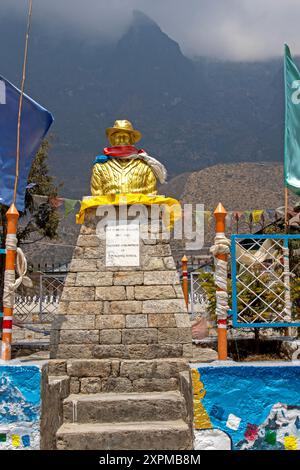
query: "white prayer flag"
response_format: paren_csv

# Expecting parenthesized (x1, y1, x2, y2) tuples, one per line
(0, 80, 6, 104)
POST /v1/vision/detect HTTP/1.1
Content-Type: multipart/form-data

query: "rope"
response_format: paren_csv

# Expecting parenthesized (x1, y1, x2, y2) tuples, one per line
(14, 247, 33, 290)
(13, 0, 33, 204)
(210, 233, 231, 257)
(3, 235, 32, 308)
(5, 234, 17, 251)
(210, 233, 231, 321)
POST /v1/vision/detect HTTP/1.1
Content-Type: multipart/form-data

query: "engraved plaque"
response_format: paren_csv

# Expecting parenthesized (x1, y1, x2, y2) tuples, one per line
(106, 223, 140, 266)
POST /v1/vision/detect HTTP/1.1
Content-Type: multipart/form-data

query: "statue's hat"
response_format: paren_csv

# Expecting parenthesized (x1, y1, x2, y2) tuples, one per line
(106, 120, 142, 144)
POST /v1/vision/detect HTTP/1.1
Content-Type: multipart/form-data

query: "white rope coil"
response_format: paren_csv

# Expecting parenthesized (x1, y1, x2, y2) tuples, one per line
(210, 233, 231, 257)
(14, 247, 33, 289)
(214, 258, 228, 292)
(5, 234, 18, 251)
(216, 290, 229, 320)
(210, 233, 231, 321)
(3, 236, 33, 308)
(3, 270, 15, 308)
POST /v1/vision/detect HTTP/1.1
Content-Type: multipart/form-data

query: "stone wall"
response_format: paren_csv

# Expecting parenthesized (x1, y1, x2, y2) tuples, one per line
(47, 358, 189, 394)
(50, 207, 192, 360)
(40, 367, 70, 450)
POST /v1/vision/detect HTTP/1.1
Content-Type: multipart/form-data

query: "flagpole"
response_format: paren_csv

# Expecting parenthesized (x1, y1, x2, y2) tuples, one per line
(1, 0, 33, 361)
(284, 186, 289, 233)
(13, 0, 33, 204)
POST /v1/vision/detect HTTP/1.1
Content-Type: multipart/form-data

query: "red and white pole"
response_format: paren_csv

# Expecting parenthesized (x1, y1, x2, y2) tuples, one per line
(213, 203, 228, 360)
(1, 204, 19, 361)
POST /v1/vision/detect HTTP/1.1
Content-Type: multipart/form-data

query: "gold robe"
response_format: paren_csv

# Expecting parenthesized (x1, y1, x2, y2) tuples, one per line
(90, 158, 157, 196)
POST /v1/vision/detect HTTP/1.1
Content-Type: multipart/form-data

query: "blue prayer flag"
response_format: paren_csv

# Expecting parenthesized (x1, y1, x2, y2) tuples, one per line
(0, 75, 53, 211)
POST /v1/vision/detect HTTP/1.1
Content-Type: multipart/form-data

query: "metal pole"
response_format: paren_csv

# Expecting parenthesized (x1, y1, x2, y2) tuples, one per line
(284, 187, 289, 233)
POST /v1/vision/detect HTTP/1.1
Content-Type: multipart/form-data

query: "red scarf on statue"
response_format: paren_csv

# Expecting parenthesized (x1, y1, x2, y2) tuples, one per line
(103, 145, 145, 158)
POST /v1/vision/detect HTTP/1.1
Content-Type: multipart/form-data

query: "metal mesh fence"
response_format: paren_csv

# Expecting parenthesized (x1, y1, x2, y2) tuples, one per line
(189, 269, 216, 339)
(14, 272, 65, 324)
(231, 234, 300, 327)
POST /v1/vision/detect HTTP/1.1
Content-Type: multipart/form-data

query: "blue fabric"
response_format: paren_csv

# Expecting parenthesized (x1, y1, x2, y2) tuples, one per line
(0, 75, 53, 211)
(93, 154, 110, 165)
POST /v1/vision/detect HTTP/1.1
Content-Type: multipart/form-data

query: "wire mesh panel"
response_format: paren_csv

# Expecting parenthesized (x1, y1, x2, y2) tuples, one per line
(189, 271, 216, 340)
(14, 272, 65, 324)
(190, 271, 209, 317)
(231, 234, 300, 327)
(38, 274, 65, 322)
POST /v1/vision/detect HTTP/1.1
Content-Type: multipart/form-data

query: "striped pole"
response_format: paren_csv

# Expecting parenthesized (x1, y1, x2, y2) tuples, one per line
(0, 248, 6, 334)
(181, 255, 189, 307)
(1, 204, 19, 361)
(214, 203, 228, 360)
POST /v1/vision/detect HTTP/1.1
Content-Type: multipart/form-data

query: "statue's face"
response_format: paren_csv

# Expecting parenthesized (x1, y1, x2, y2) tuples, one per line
(110, 131, 132, 146)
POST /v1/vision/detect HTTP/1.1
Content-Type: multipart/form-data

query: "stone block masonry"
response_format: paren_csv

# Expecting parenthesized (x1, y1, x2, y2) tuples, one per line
(48, 358, 189, 393)
(48, 207, 193, 450)
(50, 207, 192, 361)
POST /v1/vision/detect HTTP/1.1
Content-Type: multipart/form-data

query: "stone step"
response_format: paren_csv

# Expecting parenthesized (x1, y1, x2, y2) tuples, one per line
(56, 420, 192, 450)
(63, 391, 186, 423)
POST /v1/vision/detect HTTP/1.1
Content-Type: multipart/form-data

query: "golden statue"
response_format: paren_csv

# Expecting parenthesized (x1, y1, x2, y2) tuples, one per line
(90, 120, 167, 196)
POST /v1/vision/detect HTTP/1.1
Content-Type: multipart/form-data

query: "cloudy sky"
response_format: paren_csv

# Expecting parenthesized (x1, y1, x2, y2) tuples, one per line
(2, 0, 300, 60)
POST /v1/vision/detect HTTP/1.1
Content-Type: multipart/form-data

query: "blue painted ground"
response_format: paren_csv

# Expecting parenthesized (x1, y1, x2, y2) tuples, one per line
(0, 366, 40, 424)
(198, 366, 300, 447)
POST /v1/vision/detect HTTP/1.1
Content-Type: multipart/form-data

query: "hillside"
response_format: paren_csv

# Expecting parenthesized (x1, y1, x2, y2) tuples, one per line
(182, 162, 296, 210)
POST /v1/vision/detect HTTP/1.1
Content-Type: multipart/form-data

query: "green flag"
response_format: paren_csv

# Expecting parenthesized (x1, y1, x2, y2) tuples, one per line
(64, 198, 79, 217)
(284, 44, 300, 195)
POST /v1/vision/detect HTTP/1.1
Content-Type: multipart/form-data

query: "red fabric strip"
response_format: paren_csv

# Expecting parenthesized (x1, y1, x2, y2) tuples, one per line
(103, 146, 139, 157)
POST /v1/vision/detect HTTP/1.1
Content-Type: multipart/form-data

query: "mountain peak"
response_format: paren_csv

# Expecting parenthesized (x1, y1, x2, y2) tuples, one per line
(118, 8, 187, 64)
(132, 10, 159, 28)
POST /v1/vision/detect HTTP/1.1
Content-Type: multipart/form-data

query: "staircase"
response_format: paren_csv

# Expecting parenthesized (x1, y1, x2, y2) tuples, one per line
(56, 391, 192, 450)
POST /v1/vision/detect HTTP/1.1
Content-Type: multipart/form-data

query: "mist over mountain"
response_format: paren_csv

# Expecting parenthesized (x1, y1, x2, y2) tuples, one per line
(0, 10, 293, 197)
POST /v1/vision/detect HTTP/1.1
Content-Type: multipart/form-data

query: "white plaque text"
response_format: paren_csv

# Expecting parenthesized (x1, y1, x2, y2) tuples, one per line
(106, 223, 140, 267)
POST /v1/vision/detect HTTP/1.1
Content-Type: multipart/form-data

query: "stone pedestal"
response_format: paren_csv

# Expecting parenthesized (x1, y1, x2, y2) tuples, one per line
(50, 206, 192, 361)
(49, 206, 193, 449)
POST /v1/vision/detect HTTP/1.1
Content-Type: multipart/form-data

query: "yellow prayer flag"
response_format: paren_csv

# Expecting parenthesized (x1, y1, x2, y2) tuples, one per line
(12, 435, 21, 447)
(204, 211, 212, 226)
(284, 436, 297, 450)
(252, 210, 264, 224)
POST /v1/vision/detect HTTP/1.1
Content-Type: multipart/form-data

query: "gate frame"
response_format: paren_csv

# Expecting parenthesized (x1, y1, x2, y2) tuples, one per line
(231, 233, 300, 328)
